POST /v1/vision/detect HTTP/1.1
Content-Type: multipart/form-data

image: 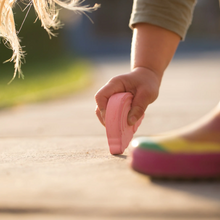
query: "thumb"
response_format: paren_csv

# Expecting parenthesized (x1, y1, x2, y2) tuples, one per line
(127, 93, 149, 126)
(128, 105, 146, 126)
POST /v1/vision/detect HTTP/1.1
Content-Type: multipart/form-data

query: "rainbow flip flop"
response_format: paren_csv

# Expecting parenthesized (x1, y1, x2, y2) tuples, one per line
(105, 92, 144, 155)
(131, 136, 220, 178)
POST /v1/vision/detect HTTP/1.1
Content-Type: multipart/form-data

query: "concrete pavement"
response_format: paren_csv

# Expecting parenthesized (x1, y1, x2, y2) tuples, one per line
(0, 53, 220, 219)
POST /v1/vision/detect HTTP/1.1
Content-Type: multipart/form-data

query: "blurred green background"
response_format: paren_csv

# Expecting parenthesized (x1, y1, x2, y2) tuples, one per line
(1, 0, 220, 109)
(0, 3, 91, 109)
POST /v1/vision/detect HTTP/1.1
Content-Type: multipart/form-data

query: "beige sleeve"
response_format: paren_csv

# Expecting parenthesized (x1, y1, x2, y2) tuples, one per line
(129, 0, 197, 40)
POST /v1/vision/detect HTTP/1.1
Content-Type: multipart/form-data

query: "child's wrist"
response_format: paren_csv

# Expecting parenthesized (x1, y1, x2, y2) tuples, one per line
(131, 66, 163, 86)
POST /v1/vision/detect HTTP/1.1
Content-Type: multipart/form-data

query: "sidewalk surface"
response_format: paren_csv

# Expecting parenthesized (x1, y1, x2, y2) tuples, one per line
(0, 53, 220, 220)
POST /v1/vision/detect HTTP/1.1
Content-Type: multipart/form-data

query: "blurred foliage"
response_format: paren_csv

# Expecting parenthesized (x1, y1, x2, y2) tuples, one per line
(0, 3, 92, 109)
(0, 2, 70, 74)
(0, 58, 92, 109)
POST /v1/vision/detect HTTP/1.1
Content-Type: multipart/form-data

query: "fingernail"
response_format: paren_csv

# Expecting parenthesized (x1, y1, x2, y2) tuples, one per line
(128, 116, 137, 126)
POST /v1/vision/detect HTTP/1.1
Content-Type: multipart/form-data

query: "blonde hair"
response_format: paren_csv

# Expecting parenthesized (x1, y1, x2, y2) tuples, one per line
(0, 0, 99, 81)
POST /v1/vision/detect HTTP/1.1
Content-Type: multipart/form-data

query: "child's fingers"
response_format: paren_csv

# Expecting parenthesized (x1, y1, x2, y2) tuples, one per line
(95, 88, 110, 123)
(95, 106, 105, 126)
(95, 77, 126, 122)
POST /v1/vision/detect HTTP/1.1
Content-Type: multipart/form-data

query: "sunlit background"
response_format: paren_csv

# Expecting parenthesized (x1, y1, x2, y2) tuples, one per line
(0, 0, 220, 108)
(0, 2, 220, 218)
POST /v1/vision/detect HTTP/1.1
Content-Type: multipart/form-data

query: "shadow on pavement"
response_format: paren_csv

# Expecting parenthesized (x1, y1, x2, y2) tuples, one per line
(150, 177, 220, 203)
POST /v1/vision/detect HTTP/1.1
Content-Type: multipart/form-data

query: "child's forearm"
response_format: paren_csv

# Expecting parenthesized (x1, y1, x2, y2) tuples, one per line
(131, 23, 181, 83)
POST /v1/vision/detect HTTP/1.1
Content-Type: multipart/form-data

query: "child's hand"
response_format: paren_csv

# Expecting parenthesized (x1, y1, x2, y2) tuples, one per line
(95, 67, 161, 126)
(95, 23, 180, 127)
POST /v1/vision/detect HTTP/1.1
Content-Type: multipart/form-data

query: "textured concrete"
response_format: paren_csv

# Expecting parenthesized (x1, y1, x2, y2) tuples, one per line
(0, 52, 220, 219)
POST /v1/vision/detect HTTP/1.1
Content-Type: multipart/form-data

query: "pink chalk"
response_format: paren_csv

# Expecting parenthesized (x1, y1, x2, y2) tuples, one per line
(105, 92, 144, 155)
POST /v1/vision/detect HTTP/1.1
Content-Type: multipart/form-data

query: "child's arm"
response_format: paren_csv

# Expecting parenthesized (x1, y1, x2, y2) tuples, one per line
(95, 23, 180, 126)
